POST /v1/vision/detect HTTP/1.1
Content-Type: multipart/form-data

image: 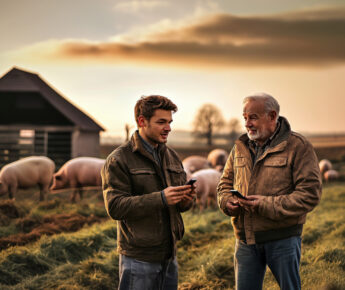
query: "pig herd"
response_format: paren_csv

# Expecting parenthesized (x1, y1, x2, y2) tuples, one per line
(0, 156, 105, 202)
(0, 152, 341, 211)
(319, 159, 340, 182)
(182, 149, 228, 211)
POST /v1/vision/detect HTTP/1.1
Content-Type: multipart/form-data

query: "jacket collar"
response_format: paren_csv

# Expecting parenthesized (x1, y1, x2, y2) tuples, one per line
(237, 116, 291, 156)
(131, 130, 167, 158)
(238, 116, 291, 146)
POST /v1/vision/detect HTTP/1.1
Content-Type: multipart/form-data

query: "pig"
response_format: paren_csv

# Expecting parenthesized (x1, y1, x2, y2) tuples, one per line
(182, 155, 211, 180)
(0, 156, 55, 201)
(319, 159, 332, 175)
(50, 157, 105, 202)
(323, 169, 339, 182)
(207, 149, 229, 171)
(191, 168, 222, 211)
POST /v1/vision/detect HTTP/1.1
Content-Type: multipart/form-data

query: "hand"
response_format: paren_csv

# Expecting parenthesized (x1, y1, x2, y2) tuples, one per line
(226, 200, 241, 216)
(181, 183, 196, 202)
(238, 195, 261, 213)
(163, 185, 194, 205)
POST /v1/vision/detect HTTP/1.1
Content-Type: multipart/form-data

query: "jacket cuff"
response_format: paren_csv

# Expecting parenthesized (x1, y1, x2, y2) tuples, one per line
(144, 191, 166, 210)
(220, 195, 232, 216)
(161, 190, 168, 207)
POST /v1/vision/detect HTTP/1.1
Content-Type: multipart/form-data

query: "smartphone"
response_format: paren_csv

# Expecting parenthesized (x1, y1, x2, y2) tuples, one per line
(186, 178, 197, 185)
(230, 189, 248, 200)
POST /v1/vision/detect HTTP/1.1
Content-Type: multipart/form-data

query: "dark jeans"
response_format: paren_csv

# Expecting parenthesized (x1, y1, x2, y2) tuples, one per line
(234, 236, 301, 290)
(118, 255, 178, 290)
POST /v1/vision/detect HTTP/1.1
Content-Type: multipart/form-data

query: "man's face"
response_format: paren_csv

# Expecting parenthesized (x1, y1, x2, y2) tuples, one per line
(243, 100, 276, 145)
(139, 109, 173, 146)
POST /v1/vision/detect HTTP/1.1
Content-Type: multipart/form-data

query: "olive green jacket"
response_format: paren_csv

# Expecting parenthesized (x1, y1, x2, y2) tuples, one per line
(102, 131, 190, 262)
(217, 117, 322, 244)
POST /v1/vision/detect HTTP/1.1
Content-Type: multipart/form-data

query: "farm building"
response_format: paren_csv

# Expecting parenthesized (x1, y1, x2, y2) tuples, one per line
(0, 67, 104, 168)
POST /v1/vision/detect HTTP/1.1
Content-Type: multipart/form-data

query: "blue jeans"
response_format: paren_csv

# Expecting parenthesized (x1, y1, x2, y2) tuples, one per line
(234, 236, 301, 290)
(118, 255, 178, 290)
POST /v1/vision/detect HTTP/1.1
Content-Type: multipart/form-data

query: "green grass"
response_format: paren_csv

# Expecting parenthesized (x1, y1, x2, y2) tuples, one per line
(0, 183, 344, 289)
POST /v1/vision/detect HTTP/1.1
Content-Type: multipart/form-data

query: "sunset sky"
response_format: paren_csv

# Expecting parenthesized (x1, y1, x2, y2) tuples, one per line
(1, 0, 344, 140)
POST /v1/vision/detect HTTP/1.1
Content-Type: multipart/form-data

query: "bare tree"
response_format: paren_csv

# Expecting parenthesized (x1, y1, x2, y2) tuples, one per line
(193, 104, 225, 146)
(228, 118, 242, 145)
(125, 124, 134, 141)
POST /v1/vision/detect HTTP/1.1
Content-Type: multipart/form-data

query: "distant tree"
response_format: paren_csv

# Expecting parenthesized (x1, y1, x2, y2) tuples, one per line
(228, 118, 242, 145)
(125, 124, 134, 141)
(193, 104, 225, 146)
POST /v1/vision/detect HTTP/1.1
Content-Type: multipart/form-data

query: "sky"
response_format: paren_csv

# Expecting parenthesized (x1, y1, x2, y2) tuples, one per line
(1, 0, 344, 140)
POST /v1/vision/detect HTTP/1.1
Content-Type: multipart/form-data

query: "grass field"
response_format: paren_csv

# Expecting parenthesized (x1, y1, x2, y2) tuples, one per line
(0, 182, 344, 289)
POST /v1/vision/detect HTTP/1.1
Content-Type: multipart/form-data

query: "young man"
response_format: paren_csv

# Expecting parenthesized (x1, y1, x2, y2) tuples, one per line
(217, 93, 322, 290)
(102, 95, 195, 290)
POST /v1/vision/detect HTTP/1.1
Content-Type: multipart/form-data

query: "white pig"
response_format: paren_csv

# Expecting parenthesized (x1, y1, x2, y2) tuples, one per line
(319, 159, 332, 175)
(323, 169, 339, 182)
(182, 155, 211, 180)
(191, 168, 222, 211)
(50, 157, 105, 202)
(207, 149, 229, 171)
(0, 156, 55, 201)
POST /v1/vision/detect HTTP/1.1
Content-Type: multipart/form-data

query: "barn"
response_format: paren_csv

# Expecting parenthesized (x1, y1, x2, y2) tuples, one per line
(0, 67, 104, 168)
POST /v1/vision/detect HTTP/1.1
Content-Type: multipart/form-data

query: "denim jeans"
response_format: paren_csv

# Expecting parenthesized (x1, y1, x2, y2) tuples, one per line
(234, 236, 301, 290)
(118, 255, 178, 290)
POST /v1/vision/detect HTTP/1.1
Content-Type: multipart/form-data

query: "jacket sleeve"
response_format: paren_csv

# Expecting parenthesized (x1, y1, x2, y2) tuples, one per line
(258, 140, 322, 220)
(102, 155, 164, 221)
(217, 146, 237, 216)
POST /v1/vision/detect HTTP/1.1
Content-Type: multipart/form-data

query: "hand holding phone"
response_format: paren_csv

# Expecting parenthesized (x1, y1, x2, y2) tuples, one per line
(186, 178, 197, 186)
(230, 189, 248, 200)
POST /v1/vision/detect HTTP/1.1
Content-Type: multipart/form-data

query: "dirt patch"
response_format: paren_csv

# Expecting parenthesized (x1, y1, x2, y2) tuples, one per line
(0, 200, 20, 219)
(0, 214, 105, 250)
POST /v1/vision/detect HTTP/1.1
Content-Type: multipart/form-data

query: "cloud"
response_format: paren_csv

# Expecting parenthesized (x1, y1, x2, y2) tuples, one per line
(11, 6, 345, 68)
(113, 0, 169, 13)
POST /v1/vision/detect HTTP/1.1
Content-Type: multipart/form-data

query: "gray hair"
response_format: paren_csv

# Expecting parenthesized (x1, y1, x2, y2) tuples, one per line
(243, 93, 280, 116)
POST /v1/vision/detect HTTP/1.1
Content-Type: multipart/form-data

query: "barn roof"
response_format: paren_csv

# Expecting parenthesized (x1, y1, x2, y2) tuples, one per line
(0, 67, 104, 131)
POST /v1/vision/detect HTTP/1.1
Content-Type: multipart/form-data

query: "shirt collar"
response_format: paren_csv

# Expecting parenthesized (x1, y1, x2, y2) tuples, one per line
(138, 131, 156, 155)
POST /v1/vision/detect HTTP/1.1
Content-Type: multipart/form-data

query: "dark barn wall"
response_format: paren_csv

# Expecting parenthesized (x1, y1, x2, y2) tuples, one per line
(0, 91, 73, 126)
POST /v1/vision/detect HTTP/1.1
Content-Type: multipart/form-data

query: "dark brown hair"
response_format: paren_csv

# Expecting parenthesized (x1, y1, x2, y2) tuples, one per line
(134, 95, 177, 125)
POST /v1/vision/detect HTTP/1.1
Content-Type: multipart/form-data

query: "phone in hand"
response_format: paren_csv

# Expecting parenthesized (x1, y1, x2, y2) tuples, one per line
(186, 178, 197, 186)
(230, 189, 248, 200)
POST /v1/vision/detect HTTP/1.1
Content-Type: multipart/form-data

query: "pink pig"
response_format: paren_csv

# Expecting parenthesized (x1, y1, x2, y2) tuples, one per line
(0, 156, 55, 201)
(191, 168, 222, 211)
(207, 148, 229, 171)
(50, 157, 105, 202)
(319, 159, 332, 175)
(323, 169, 339, 182)
(182, 155, 211, 180)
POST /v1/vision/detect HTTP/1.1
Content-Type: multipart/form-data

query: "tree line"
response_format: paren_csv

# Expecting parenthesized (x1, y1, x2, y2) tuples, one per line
(193, 103, 242, 146)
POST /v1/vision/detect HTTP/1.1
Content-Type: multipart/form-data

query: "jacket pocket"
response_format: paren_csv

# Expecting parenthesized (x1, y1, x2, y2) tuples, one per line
(264, 157, 287, 167)
(262, 156, 290, 195)
(234, 157, 245, 167)
(124, 215, 163, 247)
(129, 168, 159, 194)
(167, 165, 186, 186)
(130, 168, 156, 174)
(234, 157, 248, 190)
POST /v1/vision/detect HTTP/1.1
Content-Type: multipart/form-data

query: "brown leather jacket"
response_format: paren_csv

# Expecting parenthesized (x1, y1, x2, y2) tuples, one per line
(102, 131, 190, 262)
(217, 117, 322, 245)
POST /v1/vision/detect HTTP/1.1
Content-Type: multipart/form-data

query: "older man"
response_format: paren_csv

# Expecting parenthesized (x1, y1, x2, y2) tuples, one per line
(217, 93, 322, 290)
